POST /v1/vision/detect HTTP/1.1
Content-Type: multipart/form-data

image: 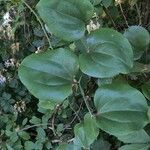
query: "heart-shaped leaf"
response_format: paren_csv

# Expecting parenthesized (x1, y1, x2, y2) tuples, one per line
(94, 81, 148, 137)
(18, 48, 79, 102)
(74, 113, 99, 149)
(124, 26, 150, 59)
(36, 0, 94, 41)
(79, 28, 133, 78)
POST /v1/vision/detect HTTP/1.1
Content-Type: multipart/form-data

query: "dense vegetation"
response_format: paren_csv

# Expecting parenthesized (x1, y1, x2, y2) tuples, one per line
(0, 0, 150, 149)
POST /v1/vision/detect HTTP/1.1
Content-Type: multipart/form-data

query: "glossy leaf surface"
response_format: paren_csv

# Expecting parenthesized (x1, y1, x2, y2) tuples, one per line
(79, 28, 133, 78)
(118, 129, 150, 143)
(36, 0, 94, 41)
(94, 81, 148, 136)
(119, 144, 150, 150)
(18, 48, 79, 101)
(124, 26, 150, 53)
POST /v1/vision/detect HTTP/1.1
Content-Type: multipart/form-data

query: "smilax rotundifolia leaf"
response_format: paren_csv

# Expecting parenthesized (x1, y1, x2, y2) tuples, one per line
(94, 81, 149, 137)
(124, 26, 150, 52)
(74, 113, 99, 149)
(124, 26, 150, 59)
(18, 48, 79, 102)
(79, 28, 133, 78)
(36, 0, 94, 41)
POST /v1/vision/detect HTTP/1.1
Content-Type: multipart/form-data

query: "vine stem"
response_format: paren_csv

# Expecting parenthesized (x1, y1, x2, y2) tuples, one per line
(17, 123, 53, 132)
(135, 3, 142, 25)
(78, 77, 93, 117)
(103, 6, 117, 30)
(21, 0, 53, 50)
(118, 2, 129, 27)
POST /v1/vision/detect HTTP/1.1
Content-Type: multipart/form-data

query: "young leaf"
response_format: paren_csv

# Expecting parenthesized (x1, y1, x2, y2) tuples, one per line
(36, 0, 94, 41)
(18, 131, 30, 140)
(74, 113, 99, 149)
(94, 81, 148, 137)
(24, 141, 36, 150)
(119, 144, 150, 150)
(29, 116, 41, 125)
(18, 48, 79, 102)
(38, 99, 57, 110)
(36, 127, 46, 142)
(79, 28, 133, 78)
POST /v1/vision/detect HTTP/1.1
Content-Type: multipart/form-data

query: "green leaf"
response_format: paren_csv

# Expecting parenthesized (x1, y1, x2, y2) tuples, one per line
(74, 113, 99, 149)
(9, 133, 18, 143)
(119, 144, 150, 150)
(142, 81, 150, 101)
(34, 140, 43, 150)
(90, 0, 102, 6)
(29, 116, 41, 125)
(97, 78, 113, 86)
(24, 141, 35, 150)
(94, 81, 148, 137)
(57, 143, 68, 150)
(22, 118, 28, 126)
(102, 0, 112, 8)
(79, 28, 133, 78)
(36, 0, 94, 41)
(118, 129, 150, 143)
(57, 143, 81, 150)
(91, 138, 111, 150)
(147, 107, 150, 123)
(18, 131, 30, 140)
(38, 99, 57, 110)
(18, 48, 79, 102)
(6, 144, 13, 150)
(45, 141, 52, 149)
(124, 26, 150, 59)
(36, 127, 46, 142)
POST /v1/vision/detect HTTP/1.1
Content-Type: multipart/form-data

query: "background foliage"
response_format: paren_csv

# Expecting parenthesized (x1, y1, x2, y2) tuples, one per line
(0, 0, 150, 149)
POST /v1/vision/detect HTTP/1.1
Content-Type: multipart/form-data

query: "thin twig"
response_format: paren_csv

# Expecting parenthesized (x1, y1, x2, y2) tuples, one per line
(21, 0, 53, 49)
(51, 138, 74, 144)
(103, 6, 117, 30)
(69, 101, 83, 122)
(17, 123, 53, 132)
(78, 77, 93, 117)
(118, 2, 129, 27)
(51, 103, 62, 136)
(135, 3, 142, 25)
